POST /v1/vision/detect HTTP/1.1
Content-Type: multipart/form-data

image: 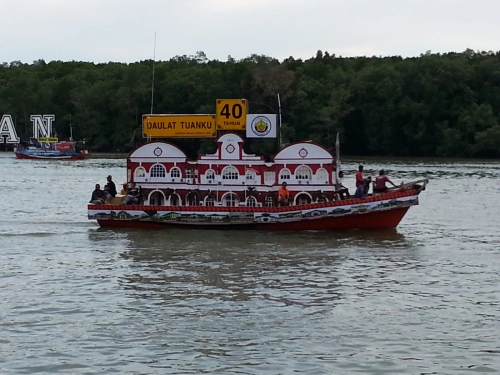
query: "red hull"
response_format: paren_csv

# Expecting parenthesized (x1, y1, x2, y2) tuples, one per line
(96, 206, 411, 231)
(15, 152, 91, 160)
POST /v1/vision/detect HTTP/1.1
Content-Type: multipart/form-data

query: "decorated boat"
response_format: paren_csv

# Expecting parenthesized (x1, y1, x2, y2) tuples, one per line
(88, 132, 428, 231)
(13, 114, 91, 160)
(15, 138, 91, 160)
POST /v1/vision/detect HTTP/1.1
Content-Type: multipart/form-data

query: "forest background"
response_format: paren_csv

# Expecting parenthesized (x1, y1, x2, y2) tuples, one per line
(1, 49, 500, 159)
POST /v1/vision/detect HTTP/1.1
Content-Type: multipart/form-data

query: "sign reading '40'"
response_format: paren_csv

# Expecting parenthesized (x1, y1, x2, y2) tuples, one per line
(216, 99, 247, 130)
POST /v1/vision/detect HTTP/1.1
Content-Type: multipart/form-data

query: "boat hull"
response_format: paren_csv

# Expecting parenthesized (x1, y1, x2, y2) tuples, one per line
(15, 151, 91, 160)
(89, 189, 420, 231)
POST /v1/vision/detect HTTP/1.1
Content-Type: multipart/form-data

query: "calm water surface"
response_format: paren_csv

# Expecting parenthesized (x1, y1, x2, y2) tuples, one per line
(0, 153, 499, 374)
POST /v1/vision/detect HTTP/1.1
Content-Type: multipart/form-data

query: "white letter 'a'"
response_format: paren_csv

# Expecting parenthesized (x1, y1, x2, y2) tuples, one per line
(0, 115, 20, 143)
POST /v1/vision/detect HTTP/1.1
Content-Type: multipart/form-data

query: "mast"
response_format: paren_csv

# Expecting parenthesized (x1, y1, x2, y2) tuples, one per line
(69, 114, 73, 142)
(150, 32, 156, 115)
(277, 93, 283, 148)
(335, 132, 340, 185)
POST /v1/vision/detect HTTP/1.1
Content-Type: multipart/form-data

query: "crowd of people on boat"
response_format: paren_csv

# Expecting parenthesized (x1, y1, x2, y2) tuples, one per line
(347, 165, 397, 199)
(89, 166, 399, 206)
(89, 175, 142, 205)
(274, 165, 399, 207)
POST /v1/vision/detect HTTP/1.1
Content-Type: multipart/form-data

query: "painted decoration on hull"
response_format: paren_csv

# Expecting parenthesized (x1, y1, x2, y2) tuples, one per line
(89, 193, 420, 226)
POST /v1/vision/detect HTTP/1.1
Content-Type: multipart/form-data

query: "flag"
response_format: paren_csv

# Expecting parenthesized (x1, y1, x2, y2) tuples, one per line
(246, 114, 277, 138)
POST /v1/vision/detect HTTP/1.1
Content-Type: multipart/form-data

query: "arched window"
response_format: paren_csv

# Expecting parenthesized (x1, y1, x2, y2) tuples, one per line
(265, 196, 275, 207)
(246, 196, 257, 207)
(205, 196, 215, 207)
(206, 169, 215, 180)
(246, 170, 256, 181)
(150, 164, 166, 178)
(224, 193, 239, 207)
(149, 191, 165, 206)
(316, 168, 328, 181)
(295, 165, 312, 180)
(135, 167, 146, 178)
(222, 166, 239, 180)
(186, 192, 199, 206)
(280, 168, 291, 180)
(170, 167, 181, 178)
(295, 193, 312, 205)
(170, 193, 180, 206)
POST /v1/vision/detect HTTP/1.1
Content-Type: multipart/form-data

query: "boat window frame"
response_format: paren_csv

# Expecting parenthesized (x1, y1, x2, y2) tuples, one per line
(150, 164, 166, 178)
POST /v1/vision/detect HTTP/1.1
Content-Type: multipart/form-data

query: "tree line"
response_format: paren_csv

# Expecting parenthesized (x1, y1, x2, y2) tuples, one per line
(1, 49, 500, 158)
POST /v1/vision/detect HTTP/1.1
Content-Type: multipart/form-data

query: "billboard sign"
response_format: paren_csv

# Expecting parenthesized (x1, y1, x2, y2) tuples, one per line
(143, 114, 216, 138)
(246, 114, 277, 138)
(216, 99, 247, 130)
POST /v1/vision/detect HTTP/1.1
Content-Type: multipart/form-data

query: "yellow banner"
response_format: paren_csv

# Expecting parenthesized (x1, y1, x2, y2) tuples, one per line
(38, 137, 58, 142)
(216, 99, 247, 130)
(142, 114, 216, 138)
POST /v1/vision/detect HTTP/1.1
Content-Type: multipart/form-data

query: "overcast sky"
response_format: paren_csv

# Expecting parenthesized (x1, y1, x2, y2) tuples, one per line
(2, 0, 499, 64)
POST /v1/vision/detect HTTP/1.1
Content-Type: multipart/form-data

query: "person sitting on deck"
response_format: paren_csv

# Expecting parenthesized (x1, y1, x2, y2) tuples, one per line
(123, 182, 140, 205)
(334, 171, 350, 200)
(120, 182, 128, 195)
(354, 177, 371, 198)
(278, 182, 290, 206)
(89, 184, 106, 204)
(373, 170, 397, 194)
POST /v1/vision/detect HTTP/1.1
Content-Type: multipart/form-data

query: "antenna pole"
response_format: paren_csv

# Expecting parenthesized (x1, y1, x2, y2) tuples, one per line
(150, 32, 156, 114)
(277, 93, 282, 147)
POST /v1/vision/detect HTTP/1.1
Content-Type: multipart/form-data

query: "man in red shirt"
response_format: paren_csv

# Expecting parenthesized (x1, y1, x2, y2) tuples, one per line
(355, 165, 365, 187)
(355, 165, 371, 193)
(374, 170, 397, 193)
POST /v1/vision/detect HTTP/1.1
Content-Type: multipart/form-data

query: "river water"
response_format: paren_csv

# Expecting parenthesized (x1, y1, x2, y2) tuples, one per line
(0, 153, 499, 375)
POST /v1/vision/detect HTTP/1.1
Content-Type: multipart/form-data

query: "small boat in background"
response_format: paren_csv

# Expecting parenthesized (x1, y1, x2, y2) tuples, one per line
(15, 137, 91, 160)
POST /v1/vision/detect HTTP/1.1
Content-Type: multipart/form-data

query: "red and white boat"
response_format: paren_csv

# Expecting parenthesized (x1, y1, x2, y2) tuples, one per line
(88, 133, 427, 231)
(15, 139, 91, 160)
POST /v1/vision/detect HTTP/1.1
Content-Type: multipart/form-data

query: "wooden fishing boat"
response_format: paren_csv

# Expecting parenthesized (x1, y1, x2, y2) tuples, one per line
(88, 133, 427, 230)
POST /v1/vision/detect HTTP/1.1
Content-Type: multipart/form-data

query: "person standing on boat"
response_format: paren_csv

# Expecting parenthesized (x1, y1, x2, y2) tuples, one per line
(90, 184, 106, 204)
(105, 175, 117, 201)
(278, 182, 290, 206)
(373, 170, 397, 193)
(355, 165, 371, 194)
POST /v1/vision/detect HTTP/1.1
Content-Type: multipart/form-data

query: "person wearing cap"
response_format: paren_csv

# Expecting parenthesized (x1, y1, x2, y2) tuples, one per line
(105, 175, 117, 201)
(123, 182, 141, 205)
(373, 170, 396, 193)
(120, 182, 128, 195)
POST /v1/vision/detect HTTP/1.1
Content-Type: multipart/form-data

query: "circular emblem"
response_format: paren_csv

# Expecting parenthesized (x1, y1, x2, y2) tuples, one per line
(153, 147, 163, 156)
(226, 144, 236, 154)
(298, 148, 308, 158)
(250, 116, 272, 137)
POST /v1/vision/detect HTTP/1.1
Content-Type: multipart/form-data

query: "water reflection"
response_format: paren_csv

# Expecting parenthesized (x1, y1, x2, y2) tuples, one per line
(100, 228, 416, 310)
